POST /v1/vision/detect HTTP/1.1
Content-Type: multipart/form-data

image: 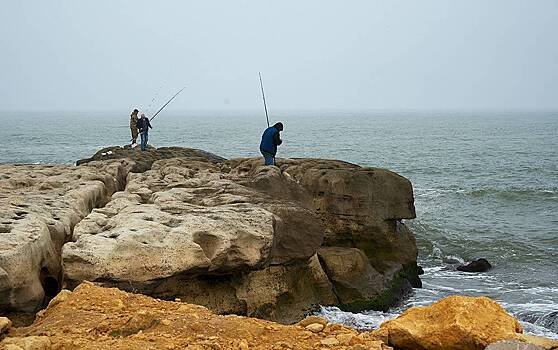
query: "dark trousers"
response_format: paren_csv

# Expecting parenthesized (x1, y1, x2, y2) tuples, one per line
(140, 132, 148, 151)
(261, 150, 275, 166)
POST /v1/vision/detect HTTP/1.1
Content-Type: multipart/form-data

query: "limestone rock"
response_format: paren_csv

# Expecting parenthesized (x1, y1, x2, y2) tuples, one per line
(276, 159, 417, 272)
(234, 262, 336, 323)
(380, 295, 524, 350)
(228, 158, 421, 306)
(0, 163, 122, 312)
(63, 157, 323, 288)
(318, 247, 385, 308)
(60, 157, 341, 322)
(2, 146, 421, 322)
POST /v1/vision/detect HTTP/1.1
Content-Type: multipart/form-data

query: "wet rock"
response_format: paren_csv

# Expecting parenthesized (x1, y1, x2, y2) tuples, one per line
(379, 295, 523, 350)
(532, 311, 558, 334)
(457, 258, 493, 272)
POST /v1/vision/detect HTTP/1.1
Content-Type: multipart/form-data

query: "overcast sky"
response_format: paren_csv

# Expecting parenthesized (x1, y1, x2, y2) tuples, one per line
(1, 1, 557, 112)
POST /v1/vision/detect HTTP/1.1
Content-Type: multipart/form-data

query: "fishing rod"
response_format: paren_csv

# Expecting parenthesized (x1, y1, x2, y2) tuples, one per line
(145, 83, 165, 116)
(259, 72, 270, 127)
(128, 86, 185, 143)
(150, 86, 186, 122)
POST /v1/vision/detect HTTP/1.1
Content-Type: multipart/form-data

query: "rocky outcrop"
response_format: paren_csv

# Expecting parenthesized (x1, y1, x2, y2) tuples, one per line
(0, 163, 123, 314)
(1, 146, 421, 323)
(76, 145, 225, 171)
(2, 282, 392, 350)
(377, 295, 525, 350)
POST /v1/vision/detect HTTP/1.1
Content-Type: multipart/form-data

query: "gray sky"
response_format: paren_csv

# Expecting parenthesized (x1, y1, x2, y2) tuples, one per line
(1, 1, 557, 112)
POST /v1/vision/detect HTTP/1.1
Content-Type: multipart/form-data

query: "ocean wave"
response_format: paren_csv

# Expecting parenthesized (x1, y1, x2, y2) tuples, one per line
(317, 306, 398, 331)
(467, 187, 558, 200)
(413, 186, 558, 201)
(512, 309, 558, 338)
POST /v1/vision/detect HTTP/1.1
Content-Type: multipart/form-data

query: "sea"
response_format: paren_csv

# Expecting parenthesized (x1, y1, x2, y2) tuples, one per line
(0, 110, 556, 339)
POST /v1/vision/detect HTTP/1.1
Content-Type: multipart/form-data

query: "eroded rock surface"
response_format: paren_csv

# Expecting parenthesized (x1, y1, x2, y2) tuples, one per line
(1, 146, 421, 324)
(0, 163, 123, 313)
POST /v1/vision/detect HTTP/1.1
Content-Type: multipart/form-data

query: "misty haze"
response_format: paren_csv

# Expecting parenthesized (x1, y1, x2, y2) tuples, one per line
(0, 1, 557, 348)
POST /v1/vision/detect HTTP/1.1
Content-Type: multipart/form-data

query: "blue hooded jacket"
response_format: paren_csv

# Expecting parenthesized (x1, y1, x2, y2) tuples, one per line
(260, 124, 283, 156)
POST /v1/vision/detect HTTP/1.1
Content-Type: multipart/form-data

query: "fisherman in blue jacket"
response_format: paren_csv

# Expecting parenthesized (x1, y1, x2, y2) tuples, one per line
(259, 122, 283, 166)
(136, 113, 153, 151)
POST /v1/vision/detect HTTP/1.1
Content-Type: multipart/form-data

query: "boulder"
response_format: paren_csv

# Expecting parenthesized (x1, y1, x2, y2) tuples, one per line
(63, 157, 323, 284)
(457, 258, 493, 272)
(378, 295, 524, 350)
(231, 158, 422, 292)
(276, 159, 417, 271)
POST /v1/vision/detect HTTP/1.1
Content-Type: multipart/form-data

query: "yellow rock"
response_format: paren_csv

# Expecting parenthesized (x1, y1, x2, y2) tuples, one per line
(336, 333, 355, 345)
(297, 315, 328, 328)
(379, 295, 524, 350)
(238, 339, 249, 350)
(320, 337, 340, 346)
(305, 323, 325, 333)
(1, 336, 52, 350)
(46, 290, 72, 310)
(349, 345, 369, 350)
